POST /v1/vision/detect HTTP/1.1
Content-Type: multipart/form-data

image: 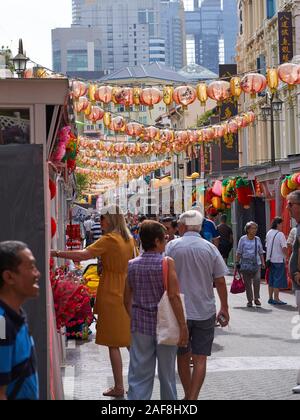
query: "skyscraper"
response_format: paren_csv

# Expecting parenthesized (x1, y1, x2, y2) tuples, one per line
(184, 0, 238, 74)
(53, 0, 186, 74)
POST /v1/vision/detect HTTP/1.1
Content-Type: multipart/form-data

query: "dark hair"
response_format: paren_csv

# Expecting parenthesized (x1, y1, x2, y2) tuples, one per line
(162, 217, 178, 229)
(271, 217, 283, 230)
(139, 221, 166, 251)
(0, 241, 28, 288)
(138, 215, 147, 223)
(220, 214, 227, 223)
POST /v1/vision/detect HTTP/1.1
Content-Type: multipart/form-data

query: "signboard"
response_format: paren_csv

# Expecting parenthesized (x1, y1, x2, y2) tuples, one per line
(219, 64, 239, 172)
(278, 12, 294, 64)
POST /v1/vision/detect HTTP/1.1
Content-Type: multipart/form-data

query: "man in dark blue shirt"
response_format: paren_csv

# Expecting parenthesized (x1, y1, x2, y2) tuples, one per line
(0, 241, 40, 400)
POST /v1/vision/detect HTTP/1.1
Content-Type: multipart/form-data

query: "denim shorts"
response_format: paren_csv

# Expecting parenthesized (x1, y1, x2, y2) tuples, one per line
(178, 315, 216, 357)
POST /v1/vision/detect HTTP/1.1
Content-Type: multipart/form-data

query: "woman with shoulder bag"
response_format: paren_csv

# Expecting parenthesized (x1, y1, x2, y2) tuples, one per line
(124, 220, 188, 401)
(236, 222, 265, 308)
(266, 217, 288, 305)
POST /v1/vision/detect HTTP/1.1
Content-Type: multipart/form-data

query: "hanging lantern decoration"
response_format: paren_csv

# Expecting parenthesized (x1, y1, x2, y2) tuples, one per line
(163, 86, 174, 107)
(140, 88, 162, 109)
(236, 178, 253, 209)
(144, 126, 160, 141)
(175, 131, 189, 145)
(240, 73, 267, 98)
(74, 96, 89, 113)
(207, 81, 231, 103)
(267, 68, 279, 94)
(86, 106, 104, 123)
(126, 122, 144, 138)
(278, 63, 300, 87)
(72, 81, 88, 99)
(212, 180, 223, 197)
(49, 180, 56, 200)
(230, 77, 242, 100)
(187, 130, 199, 145)
(103, 112, 112, 128)
(196, 83, 208, 106)
(113, 87, 133, 108)
(95, 85, 113, 105)
(110, 116, 126, 132)
(228, 119, 239, 134)
(246, 111, 256, 124)
(51, 218, 57, 238)
(133, 87, 143, 107)
(173, 86, 197, 110)
(160, 129, 174, 144)
(213, 125, 226, 139)
(202, 127, 215, 142)
(88, 84, 97, 102)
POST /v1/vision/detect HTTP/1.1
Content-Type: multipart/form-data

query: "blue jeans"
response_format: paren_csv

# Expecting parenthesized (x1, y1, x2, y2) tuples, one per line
(127, 333, 178, 401)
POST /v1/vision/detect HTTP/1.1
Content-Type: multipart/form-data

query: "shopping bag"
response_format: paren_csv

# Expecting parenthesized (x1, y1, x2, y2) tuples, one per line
(230, 270, 246, 294)
(156, 257, 186, 346)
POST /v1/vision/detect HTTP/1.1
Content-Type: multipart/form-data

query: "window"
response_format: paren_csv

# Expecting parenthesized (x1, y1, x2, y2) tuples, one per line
(53, 51, 61, 73)
(0, 109, 30, 145)
(266, 0, 276, 19)
(67, 50, 88, 71)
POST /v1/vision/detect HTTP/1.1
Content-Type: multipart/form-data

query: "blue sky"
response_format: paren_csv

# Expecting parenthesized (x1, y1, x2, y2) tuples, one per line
(0, 0, 72, 69)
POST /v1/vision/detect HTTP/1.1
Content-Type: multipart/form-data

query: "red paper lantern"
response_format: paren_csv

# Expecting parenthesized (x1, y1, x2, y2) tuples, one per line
(207, 81, 231, 102)
(144, 126, 160, 141)
(173, 86, 197, 109)
(278, 63, 300, 86)
(86, 106, 104, 122)
(113, 87, 133, 107)
(51, 218, 57, 238)
(72, 81, 88, 99)
(49, 180, 56, 200)
(110, 116, 126, 132)
(94, 86, 113, 104)
(126, 122, 144, 138)
(74, 96, 89, 113)
(140, 88, 162, 108)
(240, 73, 267, 97)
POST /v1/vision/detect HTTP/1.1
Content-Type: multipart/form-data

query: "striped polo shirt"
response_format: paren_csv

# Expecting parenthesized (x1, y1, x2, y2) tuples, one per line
(0, 300, 39, 400)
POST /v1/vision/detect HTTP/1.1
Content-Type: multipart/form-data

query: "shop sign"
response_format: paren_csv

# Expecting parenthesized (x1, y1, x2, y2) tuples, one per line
(278, 12, 294, 64)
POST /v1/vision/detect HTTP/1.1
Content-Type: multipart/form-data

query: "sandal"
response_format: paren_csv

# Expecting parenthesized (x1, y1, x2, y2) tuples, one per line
(103, 387, 125, 398)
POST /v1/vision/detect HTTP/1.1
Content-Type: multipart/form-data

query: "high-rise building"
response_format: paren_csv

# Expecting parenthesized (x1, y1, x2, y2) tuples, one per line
(183, 0, 238, 74)
(53, 0, 187, 74)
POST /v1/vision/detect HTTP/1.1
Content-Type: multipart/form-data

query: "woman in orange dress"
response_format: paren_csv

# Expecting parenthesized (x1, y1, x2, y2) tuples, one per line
(51, 205, 134, 398)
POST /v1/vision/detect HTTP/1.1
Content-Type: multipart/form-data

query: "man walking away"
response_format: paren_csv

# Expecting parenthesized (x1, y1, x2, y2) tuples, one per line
(217, 215, 233, 265)
(287, 191, 300, 394)
(166, 210, 229, 400)
(0, 241, 40, 400)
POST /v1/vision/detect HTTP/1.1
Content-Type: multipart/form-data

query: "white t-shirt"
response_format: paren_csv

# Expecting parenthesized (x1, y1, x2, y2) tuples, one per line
(287, 227, 297, 247)
(266, 229, 287, 263)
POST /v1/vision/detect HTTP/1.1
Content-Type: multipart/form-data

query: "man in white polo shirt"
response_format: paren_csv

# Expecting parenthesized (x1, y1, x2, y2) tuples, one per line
(166, 210, 229, 401)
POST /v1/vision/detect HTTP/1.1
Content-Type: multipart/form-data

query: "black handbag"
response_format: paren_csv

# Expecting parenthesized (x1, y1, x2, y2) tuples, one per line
(266, 232, 279, 269)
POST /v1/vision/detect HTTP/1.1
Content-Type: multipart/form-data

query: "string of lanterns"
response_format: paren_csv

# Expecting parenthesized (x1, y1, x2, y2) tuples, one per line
(71, 62, 300, 117)
(78, 111, 256, 158)
(78, 158, 170, 172)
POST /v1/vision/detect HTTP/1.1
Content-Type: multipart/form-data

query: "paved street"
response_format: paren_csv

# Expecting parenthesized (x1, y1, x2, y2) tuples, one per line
(63, 279, 300, 401)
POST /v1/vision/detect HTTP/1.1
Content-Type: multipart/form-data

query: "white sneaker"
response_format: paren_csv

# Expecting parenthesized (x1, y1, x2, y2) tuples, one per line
(292, 385, 300, 394)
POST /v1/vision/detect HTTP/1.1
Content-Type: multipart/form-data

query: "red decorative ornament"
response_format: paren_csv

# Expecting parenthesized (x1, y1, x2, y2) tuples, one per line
(72, 81, 88, 99)
(110, 116, 126, 132)
(207, 81, 231, 102)
(86, 106, 104, 122)
(49, 179, 56, 200)
(74, 96, 89, 113)
(113, 87, 133, 107)
(51, 218, 57, 238)
(240, 73, 267, 97)
(278, 63, 300, 86)
(173, 86, 197, 109)
(94, 86, 113, 104)
(140, 88, 162, 109)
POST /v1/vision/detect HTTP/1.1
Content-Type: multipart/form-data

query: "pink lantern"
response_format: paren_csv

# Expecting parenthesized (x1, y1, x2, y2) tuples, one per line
(202, 128, 215, 142)
(212, 180, 222, 197)
(140, 88, 162, 108)
(72, 81, 88, 99)
(113, 87, 133, 107)
(213, 125, 226, 138)
(175, 131, 189, 145)
(144, 126, 160, 140)
(110, 116, 126, 132)
(94, 86, 113, 104)
(207, 81, 231, 102)
(74, 96, 89, 113)
(173, 86, 197, 109)
(278, 63, 300, 86)
(228, 120, 239, 134)
(187, 131, 199, 144)
(86, 106, 104, 122)
(126, 122, 144, 138)
(160, 129, 174, 144)
(240, 73, 267, 97)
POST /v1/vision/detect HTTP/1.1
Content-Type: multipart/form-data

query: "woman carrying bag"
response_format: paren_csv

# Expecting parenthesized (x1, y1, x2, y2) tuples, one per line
(266, 217, 288, 305)
(124, 220, 188, 401)
(236, 222, 265, 308)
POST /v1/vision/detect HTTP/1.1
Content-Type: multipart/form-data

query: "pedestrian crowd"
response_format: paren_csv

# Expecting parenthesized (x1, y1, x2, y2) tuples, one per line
(1, 192, 300, 400)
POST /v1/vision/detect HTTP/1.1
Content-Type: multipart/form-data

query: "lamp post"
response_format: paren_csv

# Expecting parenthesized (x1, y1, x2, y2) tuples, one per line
(261, 93, 283, 166)
(12, 39, 29, 78)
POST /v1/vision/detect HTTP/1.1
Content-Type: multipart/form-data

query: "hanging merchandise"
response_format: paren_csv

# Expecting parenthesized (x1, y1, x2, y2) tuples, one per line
(49, 179, 57, 200)
(280, 173, 300, 198)
(222, 179, 236, 206)
(236, 178, 253, 209)
(212, 180, 223, 197)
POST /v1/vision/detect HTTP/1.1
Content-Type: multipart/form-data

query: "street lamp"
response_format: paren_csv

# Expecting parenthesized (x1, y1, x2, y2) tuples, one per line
(12, 39, 29, 78)
(260, 93, 283, 166)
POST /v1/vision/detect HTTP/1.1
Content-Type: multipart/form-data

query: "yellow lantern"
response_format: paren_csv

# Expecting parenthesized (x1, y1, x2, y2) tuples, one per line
(88, 84, 97, 102)
(133, 87, 142, 106)
(230, 77, 242, 100)
(163, 86, 174, 107)
(267, 68, 279, 93)
(103, 112, 112, 128)
(196, 83, 208, 106)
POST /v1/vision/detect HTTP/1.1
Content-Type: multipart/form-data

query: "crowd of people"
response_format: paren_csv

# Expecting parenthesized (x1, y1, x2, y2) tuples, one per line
(1, 191, 300, 400)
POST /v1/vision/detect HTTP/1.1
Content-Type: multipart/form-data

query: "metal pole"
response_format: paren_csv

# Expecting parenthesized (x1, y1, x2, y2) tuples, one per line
(270, 94, 276, 166)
